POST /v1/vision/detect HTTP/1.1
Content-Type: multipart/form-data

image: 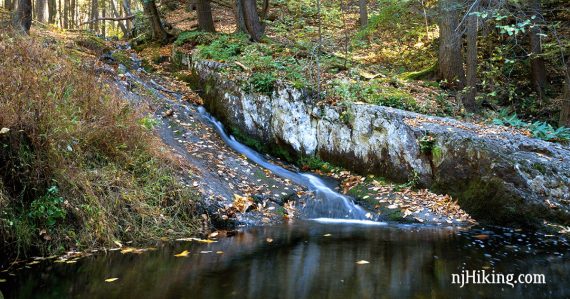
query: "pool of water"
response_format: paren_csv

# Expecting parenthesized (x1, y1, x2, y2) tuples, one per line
(1, 222, 568, 299)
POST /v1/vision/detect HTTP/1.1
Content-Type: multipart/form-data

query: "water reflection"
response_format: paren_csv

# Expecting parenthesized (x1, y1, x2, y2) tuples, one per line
(2, 223, 569, 299)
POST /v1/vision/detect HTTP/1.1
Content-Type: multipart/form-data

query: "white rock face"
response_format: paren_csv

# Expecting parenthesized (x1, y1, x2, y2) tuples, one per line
(191, 59, 570, 227)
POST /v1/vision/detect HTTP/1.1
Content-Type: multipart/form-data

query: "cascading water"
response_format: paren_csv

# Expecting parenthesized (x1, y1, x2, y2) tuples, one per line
(196, 107, 374, 221)
(118, 55, 375, 222)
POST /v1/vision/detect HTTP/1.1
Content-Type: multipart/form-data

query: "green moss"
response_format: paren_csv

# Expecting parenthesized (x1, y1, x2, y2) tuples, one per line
(74, 34, 111, 55)
(432, 146, 443, 161)
(386, 210, 404, 221)
(111, 50, 134, 69)
(399, 63, 437, 81)
(347, 184, 378, 207)
(368, 87, 418, 110)
(433, 178, 538, 226)
(419, 135, 436, 154)
(246, 72, 277, 95)
(531, 162, 547, 174)
(175, 30, 217, 46)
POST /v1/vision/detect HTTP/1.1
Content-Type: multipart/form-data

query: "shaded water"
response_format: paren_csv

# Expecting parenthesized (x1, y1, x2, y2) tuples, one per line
(1, 222, 569, 299)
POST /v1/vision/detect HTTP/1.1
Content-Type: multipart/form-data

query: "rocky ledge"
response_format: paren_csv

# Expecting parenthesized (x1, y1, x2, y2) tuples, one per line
(181, 57, 570, 230)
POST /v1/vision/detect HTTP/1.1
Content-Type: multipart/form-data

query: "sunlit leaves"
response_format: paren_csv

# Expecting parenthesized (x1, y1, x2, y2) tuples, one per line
(174, 250, 190, 257)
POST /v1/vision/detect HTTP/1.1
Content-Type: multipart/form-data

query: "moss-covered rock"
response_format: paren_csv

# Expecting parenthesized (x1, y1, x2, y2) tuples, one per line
(189, 58, 570, 230)
(74, 34, 111, 55)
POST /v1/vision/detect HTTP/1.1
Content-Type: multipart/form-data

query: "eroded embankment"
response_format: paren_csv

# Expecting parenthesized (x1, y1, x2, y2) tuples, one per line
(182, 57, 570, 229)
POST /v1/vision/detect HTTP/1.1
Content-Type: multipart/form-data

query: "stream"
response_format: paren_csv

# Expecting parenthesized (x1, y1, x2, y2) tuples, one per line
(2, 54, 570, 299)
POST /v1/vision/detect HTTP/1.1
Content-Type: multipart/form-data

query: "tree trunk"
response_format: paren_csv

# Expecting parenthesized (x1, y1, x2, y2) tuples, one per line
(241, 0, 264, 41)
(561, 82, 570, 127)
(234, 0, 247, 33)
(36, 0, 46, 23)
(5, 0, 13, 11)
(110, 0, 127, 35)
(196, 0, 215, 32)
(141, 0, 170, 43)
(529, 0, 547, 102)
(122, 0, 132, 36)
(63, 0, 68, 28)
(463, 0, 479, 112)
(437, 0, 465, 89)
(58, 0, 62, 27)
(69, 0, 74, 27)
(90, 0, 98, 31)
(13, 0, 32, 33)
(358, 0, 368, 28)
(101, 0, 106, 37)
(47, 0, 55, 23)
(560, 60, 570, 127)
(260, 0, 268, 20)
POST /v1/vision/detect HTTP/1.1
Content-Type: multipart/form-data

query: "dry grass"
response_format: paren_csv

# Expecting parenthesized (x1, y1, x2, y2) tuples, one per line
(0, 31, 200, 256)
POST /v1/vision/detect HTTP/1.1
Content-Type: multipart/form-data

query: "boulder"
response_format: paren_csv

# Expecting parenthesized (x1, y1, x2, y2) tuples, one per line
(190, 59, 570, 229)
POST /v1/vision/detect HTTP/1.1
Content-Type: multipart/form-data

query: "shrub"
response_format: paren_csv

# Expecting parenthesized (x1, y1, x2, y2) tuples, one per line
(0, 34, 199, 256)
(493, 110, 570, 142)
(174, 30, 216, 46)
(248, 72, 277, 95)
(196, 34, 248, 62)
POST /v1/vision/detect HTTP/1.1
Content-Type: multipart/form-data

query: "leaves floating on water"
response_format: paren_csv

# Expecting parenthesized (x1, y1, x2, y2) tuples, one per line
(105, 278, 119, 282)
(174, 250, 190, 257)
(474, 234, 490, 240)
(175, 237, 217, 243)
(356, 260, 370, 264)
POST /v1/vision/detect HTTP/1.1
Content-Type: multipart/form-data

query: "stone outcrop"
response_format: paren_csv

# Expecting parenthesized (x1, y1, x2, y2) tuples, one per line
(181, 56, 570, 228)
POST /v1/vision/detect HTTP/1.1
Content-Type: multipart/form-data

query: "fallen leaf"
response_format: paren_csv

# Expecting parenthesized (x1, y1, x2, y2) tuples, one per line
(266, 238, 273, 243)
(323, 234, 332, 237)
(105, 278, 119, 282)
(174, 250, 190, 257)
(474, 234, 489, 240)
(120, 248, 135, 254)
(356, 260, 370, 264)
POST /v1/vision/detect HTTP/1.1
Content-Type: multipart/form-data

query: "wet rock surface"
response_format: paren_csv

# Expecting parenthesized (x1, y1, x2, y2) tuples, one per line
(101, 48, 474, 227)
(110, 60, 309, 228)
(188, 58, 570, 229)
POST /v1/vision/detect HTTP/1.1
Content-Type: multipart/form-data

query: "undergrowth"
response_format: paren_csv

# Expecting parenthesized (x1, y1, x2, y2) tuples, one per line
(492, 110, 570, 142)
(0, 34, 200, 256)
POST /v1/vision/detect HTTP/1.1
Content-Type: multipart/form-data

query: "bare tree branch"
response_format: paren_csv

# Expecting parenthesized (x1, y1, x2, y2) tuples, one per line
(80, 15, 134, 26)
